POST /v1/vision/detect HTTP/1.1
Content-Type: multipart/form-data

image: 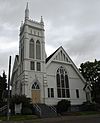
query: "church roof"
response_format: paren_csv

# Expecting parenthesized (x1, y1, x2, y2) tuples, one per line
(46, 46, 61, 63)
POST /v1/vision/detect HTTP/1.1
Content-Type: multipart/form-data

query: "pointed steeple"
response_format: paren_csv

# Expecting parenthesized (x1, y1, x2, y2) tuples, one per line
(40, 16, 44, 24)
(25, 2, 29, 20)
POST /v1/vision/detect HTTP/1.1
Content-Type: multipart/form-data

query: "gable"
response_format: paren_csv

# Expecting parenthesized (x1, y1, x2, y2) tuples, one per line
(46, 46, 71, 66)
(46, 46, 70, 64)
(46, 46, 86, 84)
(53, 48, 70, 63)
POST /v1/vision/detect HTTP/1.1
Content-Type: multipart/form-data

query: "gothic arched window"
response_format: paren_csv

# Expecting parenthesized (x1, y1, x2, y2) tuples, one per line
(56, 66, 70, 98)
(36, 40, 41, 59)
(29, 39, 34, 58)
(32, 82, 40, 90)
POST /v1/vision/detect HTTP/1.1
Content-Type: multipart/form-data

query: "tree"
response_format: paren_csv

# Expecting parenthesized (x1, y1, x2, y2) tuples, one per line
(10, 95, 33, 114)
(0, 71, 7, 106)
(10, 95, 31, 105)
(79, 59, 100, 103)
(57, 99, 70, 114)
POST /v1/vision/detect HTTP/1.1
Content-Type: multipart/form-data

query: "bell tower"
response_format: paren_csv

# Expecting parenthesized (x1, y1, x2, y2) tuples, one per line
(19, 3, 45, 72)
(19, 3, 46, 102)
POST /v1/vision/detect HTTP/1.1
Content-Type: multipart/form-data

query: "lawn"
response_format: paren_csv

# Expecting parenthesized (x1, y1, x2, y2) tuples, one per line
(0, 111, 100, 121)
(62, 111, 100, 116)
(0, 115, 38, 121)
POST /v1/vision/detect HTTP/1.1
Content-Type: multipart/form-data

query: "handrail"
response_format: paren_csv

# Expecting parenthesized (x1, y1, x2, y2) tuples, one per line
(50, 105, 57, 113)
(0, 105, 7, 112)
(36, 104, 41, 116)
(33, 104, 41, 116)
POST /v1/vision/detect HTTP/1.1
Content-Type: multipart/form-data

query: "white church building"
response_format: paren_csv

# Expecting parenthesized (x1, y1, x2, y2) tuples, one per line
(11, 4, 91, 106)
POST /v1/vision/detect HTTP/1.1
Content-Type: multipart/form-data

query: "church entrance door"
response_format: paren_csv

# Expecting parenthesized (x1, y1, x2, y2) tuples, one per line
(31, 90, 40, 103)
(31, 82, 40, 104)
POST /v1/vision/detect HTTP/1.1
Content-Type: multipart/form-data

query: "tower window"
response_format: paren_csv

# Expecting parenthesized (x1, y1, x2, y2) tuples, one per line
(37, 62, 41, 71)
(29, 39, 34, 58)
(34, 31, 36, 35)
(56, 66, 70, 98)
(36, 40, 41, 59)
(30, 61, 35, 70)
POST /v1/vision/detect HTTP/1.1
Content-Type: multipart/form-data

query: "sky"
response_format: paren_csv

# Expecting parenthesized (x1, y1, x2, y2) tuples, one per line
(0, 0, 100, 75)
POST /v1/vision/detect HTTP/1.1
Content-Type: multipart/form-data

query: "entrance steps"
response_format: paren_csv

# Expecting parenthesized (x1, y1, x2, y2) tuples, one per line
(0, 105, 7, 115)
(33, 103, 57, 118)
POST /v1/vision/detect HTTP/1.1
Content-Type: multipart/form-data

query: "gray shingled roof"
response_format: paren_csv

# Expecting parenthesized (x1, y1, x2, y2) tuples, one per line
(46, 46, 61, 63)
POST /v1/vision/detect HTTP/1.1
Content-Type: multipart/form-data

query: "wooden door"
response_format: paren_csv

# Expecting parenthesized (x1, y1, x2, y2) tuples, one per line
(31, 90, 40, 104)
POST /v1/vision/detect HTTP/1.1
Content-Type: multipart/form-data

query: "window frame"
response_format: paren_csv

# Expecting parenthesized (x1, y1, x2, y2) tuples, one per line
(48, 88, 54, 98)
(76, 89, 79, 98)
(56, 66, 70, 98)
(37, 62, 41, 71)
(36, 40, 41, 59)
(32, 82, 40, 90)
(29, 39, 34, 59)
(30, 61, 35, 70)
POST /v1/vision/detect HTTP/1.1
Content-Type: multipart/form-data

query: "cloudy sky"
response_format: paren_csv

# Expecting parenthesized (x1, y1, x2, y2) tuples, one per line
(0, 0, 100, 75)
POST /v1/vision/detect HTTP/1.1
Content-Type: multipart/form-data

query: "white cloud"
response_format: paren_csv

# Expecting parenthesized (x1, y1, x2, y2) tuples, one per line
(0, 0, 100, 74)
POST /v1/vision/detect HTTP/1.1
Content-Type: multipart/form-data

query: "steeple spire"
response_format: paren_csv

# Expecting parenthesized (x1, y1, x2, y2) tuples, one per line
(25, 2, 29, 20)
(40, 16, 44, 24)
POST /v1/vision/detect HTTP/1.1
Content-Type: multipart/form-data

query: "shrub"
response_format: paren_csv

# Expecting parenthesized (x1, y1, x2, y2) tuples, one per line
(10, 95, 32, 115)
(57, 99, 71, 114)
(11, 95, 31, 105)
(81, 101, 98, 111)
(21, 107, 32, 115)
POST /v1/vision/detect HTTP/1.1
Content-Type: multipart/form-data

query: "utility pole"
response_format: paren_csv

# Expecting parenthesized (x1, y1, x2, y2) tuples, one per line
(7, 56, 11, 121)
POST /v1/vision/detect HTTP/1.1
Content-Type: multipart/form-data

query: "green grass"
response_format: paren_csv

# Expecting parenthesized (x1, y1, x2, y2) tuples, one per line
(62, 111, 100, 116)
(0, 116, 7, 121)
(0, 115, 38, 121)
(0, 112, 100, 121)
(78, 111, 100, 115)
(63, 111, 100, 116)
